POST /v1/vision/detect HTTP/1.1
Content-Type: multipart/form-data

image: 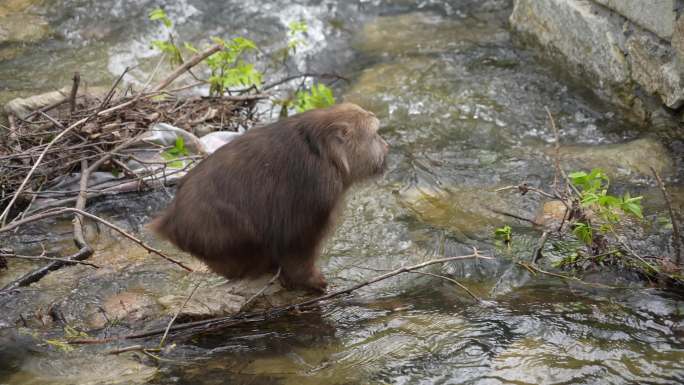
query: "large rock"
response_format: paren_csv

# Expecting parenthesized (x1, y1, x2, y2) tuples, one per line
(510, 0, 629, 86)
(593, 0, 676, 39)
(626, 29, 684, 109)
(510, 0, 684, 117)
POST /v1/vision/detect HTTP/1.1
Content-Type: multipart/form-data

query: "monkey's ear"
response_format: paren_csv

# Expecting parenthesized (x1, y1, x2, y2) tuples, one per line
(331, 121, 353, 141)
(327, 122, 351, 175)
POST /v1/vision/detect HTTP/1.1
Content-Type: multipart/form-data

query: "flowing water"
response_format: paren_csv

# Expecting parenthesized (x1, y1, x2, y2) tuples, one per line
(1, 1, 683, 384)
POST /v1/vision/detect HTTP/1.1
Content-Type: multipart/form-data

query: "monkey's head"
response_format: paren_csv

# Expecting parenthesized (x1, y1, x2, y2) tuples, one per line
(303, 102, 388, 184)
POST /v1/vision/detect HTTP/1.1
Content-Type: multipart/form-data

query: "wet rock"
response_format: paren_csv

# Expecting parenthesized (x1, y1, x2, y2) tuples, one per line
(593, 0, 676, 40)
(510, 0, 629, 86)
(534, 200, 568, 230)
(510, 0, 684, 116)
(0, 13, 50, 45)
(552, 138, 674, 179)
(158, 284, 246, 318)
(397, 185, 527, 239)
(355, 11, 508, 57)
(344, 57, 459, 118)
(626, 29, 684, 109)
(87, 291, 162, 329)
(4, 353, 157, 385)
(0, 0, 42, 16)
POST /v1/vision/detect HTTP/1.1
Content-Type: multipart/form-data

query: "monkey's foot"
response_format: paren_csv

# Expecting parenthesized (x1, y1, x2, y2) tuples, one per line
(280, 268, 328, 293)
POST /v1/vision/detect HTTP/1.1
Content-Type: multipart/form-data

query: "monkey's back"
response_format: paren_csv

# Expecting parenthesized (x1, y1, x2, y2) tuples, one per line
(151, 120, 345, 278)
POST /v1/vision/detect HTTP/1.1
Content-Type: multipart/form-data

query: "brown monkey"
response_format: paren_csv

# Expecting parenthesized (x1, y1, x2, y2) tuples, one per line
(150, 103, 388, 292)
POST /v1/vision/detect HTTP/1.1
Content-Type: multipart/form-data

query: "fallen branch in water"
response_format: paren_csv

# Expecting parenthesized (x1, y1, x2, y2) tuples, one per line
(0, 207, 192, 276)
(652, 167, 683, 266)
(67, 250, 492, 345)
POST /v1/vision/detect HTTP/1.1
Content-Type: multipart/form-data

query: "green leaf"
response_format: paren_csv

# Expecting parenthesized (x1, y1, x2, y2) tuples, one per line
(288, 21, 308, 35)
(572, 222, 593, 245)
(149, 8, 172, 28)
(294, 83, 336, 112)
(184, 42, 199, 54)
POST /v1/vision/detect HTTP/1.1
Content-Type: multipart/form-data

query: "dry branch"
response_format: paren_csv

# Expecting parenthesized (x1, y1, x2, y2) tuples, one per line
(152, 43, 223, 92)
(0, 207, 192, 273)
(68, 251, 491, 344)
(652, 167, 682, 265)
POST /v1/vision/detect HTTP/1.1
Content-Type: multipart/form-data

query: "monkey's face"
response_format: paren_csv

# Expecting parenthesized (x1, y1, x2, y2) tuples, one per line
(334, 103, 389, 181)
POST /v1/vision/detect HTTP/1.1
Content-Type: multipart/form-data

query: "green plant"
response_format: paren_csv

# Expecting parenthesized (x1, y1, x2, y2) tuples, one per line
(294, 83, 335, 112)
(494, 225, 512, 248)
(287, 20, 308, 54)
(161, 136, 189, 169)
(149, 8, 183, 67)
(202, 37, 262, 95)
(568, 168, 643, 246)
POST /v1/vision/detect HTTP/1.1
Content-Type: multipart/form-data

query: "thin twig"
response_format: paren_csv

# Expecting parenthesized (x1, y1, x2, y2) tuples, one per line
(68, 252, 491, 344)
(407, 270, 481, 302)
(545, 106, 561, 190)
(0, 252, 99, 268)
(651, 167, 682, 265)
(239, 267, 281, 312)
(495, 185, 558, 200)
(159, 280, 202, 348)
(152, 43, 223, 92)
(69, 72, 80, 116)
(0, 207, 192, 272)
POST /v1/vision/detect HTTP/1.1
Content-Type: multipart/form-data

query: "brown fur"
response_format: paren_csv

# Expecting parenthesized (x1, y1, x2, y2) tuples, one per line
(150, 103, 388, 292)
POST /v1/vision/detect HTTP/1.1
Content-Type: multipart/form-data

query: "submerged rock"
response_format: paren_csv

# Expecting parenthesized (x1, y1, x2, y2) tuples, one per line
(397, 185, 528, 240)
(355, 11, 509, 57)
(4, 353, 157, 385)
(553, 137, 674, 179)
(0, 13, 50, 45)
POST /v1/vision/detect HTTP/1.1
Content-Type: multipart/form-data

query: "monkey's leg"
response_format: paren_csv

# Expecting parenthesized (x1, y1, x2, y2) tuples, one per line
(279, 250, 327, 293)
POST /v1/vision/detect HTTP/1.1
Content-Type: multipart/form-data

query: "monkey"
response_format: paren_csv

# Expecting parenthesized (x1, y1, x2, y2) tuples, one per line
(150, 103, 388, 292)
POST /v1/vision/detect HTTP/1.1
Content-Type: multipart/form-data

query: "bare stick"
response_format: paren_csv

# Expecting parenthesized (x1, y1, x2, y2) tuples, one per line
(407, 270, 481, 302)
(489, 208, 540, 226)
(108, 345, 159, 355)
(0, 207, 192, 272)
(159, 280, 202, 348)
(532, 230, 549, 263)
(69, 72, 80, 116)
(652, 167, 682, 265)
(545, 106, 561, 190)
(99, 67, 129, 110)
(495, 185, 558, 200)
(239, 267, 281, 312)
(261, 72, 349, 91)
(0, 252, 99, 268)
(0, 113, 90, 225)
(68, 252, 491, 344)
(152, 43, 223, 92)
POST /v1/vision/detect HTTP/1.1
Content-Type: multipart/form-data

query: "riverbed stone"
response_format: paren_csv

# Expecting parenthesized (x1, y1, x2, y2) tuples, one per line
(397, 186, 528, 239)
(553, 137, 674, 179)
(356, 11, 508, 57)
(0, 13, 50, 45)
(5, 354, 157, 385)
